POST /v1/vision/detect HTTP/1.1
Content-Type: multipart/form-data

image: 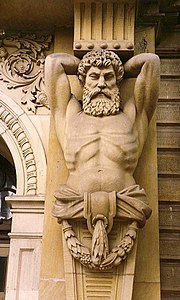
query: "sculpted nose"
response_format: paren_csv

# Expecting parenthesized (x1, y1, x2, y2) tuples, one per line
(97, 77, 106, 89)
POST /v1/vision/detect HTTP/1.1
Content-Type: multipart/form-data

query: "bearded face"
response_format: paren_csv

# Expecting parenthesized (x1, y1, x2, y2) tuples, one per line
(82, 65, 121, 117)
(82, 86, 121, 117)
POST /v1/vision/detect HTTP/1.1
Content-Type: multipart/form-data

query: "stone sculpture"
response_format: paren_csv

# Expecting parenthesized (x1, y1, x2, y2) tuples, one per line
(45, 50, 160, 270)
(0, 34, 52, 113)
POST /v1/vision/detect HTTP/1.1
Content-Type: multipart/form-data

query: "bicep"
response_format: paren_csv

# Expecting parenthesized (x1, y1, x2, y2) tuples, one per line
(135, 58, 160, 121)
(125, 54, 160, 121)
(45, 55, 71, 115)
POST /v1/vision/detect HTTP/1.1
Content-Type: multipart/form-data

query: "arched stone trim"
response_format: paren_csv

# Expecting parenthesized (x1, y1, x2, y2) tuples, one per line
(0, 91, 47, 195)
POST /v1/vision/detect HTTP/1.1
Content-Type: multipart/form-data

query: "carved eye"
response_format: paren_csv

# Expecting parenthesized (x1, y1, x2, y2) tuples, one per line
(105, 73, 114, 81)
(89, 73, 99, 80)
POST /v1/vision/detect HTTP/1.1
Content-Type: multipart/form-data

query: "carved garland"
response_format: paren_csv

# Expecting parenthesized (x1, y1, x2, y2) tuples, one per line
(0, 102, 37, 194)
(62, 220, 138, 270)
(0, 34, 52, 113)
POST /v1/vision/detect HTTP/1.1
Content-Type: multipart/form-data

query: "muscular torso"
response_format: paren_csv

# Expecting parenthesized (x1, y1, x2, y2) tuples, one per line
(64, 110, 140, 193)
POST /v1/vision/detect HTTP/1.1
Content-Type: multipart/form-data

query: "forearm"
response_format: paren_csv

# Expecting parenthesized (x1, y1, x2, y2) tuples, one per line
(46, 53, 80, 75)
(124, 53, 160, 78)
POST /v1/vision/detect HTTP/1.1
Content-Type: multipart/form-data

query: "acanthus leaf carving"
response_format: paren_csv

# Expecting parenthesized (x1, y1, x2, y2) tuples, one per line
(0, 34, 52, 113)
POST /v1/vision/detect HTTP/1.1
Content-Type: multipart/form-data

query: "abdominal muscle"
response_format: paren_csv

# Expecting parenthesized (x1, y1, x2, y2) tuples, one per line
(66, 166, 136, 194)
(65, 134, 139, 194)
(64, 112, 139, 194)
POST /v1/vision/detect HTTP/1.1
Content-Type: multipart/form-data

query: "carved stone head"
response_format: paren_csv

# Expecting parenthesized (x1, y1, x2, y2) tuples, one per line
(78, 50, 124, 87)
(78, 50, 124, 117)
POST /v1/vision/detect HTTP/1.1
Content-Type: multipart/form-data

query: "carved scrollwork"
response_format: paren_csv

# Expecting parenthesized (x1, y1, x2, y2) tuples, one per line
(0, 34, 52, 113)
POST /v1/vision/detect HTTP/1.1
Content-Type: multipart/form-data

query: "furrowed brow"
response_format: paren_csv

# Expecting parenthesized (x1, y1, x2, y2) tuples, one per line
(88, 72, 100, 78)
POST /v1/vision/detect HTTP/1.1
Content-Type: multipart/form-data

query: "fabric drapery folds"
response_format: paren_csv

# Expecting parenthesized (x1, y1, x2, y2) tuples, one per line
(52, 184, 152, 228)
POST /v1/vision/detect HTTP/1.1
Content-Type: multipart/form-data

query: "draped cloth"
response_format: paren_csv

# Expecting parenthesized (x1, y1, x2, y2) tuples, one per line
(52, 184, 152, 228)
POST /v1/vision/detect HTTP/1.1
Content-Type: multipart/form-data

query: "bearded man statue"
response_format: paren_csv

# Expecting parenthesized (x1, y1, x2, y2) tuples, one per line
(45, 49, 160, 269)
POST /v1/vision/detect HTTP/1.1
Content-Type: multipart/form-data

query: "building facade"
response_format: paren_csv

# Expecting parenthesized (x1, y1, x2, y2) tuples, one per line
(0, 1, 179, 299)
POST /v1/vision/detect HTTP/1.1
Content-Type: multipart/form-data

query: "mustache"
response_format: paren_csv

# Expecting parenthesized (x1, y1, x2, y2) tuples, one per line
(85, 87, 112, 100)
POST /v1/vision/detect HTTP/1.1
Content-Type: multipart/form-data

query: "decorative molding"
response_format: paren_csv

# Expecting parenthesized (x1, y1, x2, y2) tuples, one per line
(0, 92, 47, 195)
(74, 0, 136, 58)
(156, 48, 180, 58)
(8, 233, 43, 239)
(0, 34, 52, 113)
(0, 101, 37, 193)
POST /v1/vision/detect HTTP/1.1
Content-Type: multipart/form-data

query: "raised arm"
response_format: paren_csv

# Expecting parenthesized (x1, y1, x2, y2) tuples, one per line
(45, 53, 80, 145)
(124, 53, 160, 122)
(45, 53, 80, 113)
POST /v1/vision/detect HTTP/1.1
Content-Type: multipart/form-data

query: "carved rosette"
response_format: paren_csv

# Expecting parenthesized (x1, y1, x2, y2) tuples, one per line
(0, 34, 52, 113)
(0, 102, 37, 194)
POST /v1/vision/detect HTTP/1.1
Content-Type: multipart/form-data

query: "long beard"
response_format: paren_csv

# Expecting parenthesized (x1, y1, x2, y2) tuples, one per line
(82, 86, 121, 117)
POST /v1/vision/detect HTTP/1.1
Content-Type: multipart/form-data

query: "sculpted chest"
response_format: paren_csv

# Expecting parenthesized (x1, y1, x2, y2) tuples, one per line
(66, 111, 135, 137)
(64, 112, 138, 165)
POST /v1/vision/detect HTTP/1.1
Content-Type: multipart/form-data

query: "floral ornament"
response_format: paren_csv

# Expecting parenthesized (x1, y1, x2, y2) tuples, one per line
(0, 34, 52, 113)
(62, 219, 138, 270)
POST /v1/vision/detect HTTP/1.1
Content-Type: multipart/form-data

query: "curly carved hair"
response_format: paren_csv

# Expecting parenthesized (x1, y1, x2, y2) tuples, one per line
(78, 50, 124, 87)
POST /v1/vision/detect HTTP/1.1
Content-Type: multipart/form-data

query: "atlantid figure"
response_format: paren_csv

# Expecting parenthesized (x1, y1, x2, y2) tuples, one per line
(45, 50, 160, 269)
